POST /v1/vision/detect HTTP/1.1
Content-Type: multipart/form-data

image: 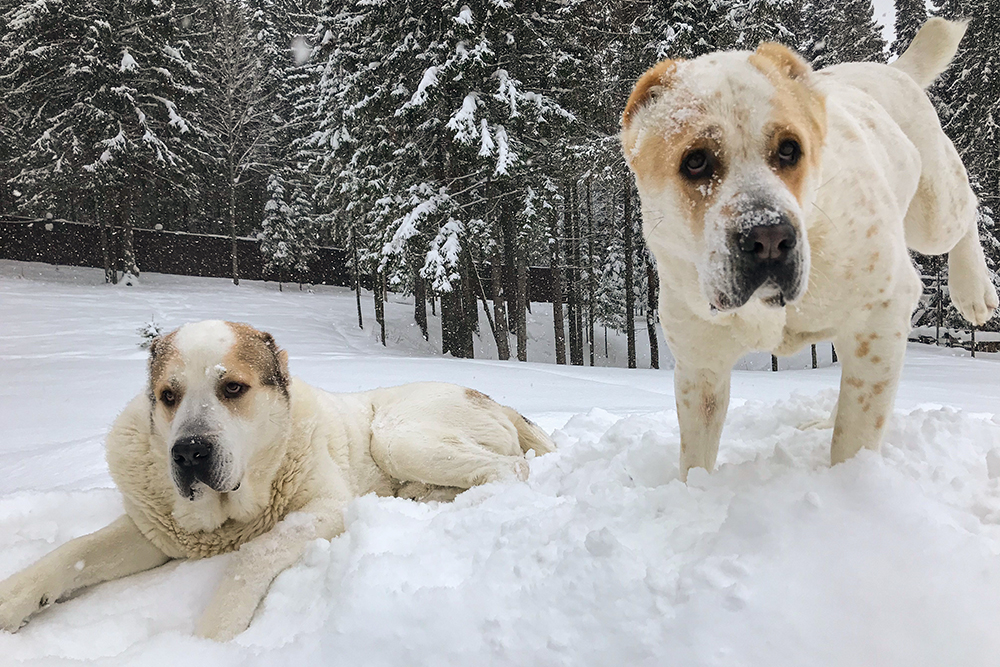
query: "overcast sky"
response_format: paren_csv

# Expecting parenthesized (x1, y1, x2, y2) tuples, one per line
(873, 0, 897, 48)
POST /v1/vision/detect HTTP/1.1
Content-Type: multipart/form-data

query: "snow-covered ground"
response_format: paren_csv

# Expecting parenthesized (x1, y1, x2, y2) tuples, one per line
(2, 259, 1000, 666)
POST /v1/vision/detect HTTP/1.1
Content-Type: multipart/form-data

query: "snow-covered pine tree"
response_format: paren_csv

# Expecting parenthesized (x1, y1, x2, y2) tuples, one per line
(260, 172, 317, 282)
(639, 0, 727, 61)
(891, 0, 928, 58)
(803, 0, 886, 69)
(726, 0, 802, 50)
(195, 0, 287, 285)
(1, 0, 200, 281)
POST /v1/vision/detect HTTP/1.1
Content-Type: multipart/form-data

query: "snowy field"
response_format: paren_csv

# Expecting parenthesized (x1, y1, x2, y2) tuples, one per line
(2, 259, 1000, 666)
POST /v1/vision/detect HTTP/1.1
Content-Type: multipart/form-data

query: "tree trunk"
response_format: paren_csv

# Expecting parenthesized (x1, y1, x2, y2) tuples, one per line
(352, 226, 363, 330)
(97, 190, 115, 284)
(832, 344, 838, 363)
(772, 355, 778, 371)
(441, 287, 461, 357)
(566, 181, 581, 366)
(461, 251, 478, 347)
(550, 211, 567, 365)
(516, 253, 528, 362)
(587, 178, 596, 367)
(811, 344, 818, 369)
(646, 256, 659, 369)
(414, 268, 427, 341)
(491, 254, 510, 360)
(623, 175, 636, 369)
(118, 187, 139, 280)
(229, 159, 239, 286)
(373, 271, 385, 346)
(499, 190, 518, 334)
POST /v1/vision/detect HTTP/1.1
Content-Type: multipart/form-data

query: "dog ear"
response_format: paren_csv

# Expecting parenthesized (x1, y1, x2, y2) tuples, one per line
(623, 60, 680, 128)
(753, 43, 813, 82)
(256, 330, 290, 390)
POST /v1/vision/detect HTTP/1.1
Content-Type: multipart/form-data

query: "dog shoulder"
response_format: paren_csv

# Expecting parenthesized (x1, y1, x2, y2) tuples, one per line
(105, 393, 155, 474)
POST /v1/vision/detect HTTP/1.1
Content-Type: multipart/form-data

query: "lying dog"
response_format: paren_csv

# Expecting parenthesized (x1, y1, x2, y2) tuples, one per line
(621, 19, 997, 479)
(0, 320, 552, 640)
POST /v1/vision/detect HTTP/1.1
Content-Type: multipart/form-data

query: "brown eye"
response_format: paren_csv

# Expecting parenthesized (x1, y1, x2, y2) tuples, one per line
(223, 382, 247, 399)
(777, 139, 801, 167)
(160, 389, 176, 407)
(681, 150, 712, 180)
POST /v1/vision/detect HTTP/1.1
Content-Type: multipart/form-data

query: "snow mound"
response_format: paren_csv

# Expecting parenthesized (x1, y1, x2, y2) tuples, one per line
(3, 395, 1000, 665)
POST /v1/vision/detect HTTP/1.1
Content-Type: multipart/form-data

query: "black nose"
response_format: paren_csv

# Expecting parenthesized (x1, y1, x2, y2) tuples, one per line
(739, 223, 797, 263)
(171, 437, 213, 469)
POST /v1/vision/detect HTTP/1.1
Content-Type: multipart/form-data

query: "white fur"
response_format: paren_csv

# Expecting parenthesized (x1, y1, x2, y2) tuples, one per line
(625, 20, 998, 479)
(0, 325, 553, 641)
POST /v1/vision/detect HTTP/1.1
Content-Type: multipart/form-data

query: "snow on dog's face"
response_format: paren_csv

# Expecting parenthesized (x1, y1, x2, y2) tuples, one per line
(147, 321, 290, 505)
(622, 44, 826, 312)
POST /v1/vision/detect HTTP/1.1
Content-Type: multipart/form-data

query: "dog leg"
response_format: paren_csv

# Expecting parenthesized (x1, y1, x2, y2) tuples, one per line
(948, 225, 999, 326)
(674, 363, 732, 480)
(0, 515, 169, 632)
(195, 498, 345, 642)
(371, 428, 529, 489)
(830, 305, 913, 465)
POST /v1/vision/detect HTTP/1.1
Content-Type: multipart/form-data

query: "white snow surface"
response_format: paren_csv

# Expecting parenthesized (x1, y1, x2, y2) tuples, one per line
(2, 260, 1000, 666)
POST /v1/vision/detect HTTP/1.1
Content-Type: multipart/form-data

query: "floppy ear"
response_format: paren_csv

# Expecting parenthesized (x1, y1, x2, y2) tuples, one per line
(753, 42, 813, 82)
(256, 330, 290, 390)
(623, 60, 679, 128)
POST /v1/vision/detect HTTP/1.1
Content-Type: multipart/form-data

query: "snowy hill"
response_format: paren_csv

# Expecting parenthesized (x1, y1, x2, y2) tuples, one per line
(2, 260, 1000, 666)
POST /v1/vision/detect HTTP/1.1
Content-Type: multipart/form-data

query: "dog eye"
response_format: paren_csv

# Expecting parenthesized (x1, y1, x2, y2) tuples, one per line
(680, 150, 712, 180)
(222, 382, 247, 398)
(777, 139, 801, 167)
(160, 390, 176, 407)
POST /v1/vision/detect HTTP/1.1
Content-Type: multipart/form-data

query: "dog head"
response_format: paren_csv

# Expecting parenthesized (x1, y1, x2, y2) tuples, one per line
(622, 43, 826, 312)
(147, 320, 291, 505)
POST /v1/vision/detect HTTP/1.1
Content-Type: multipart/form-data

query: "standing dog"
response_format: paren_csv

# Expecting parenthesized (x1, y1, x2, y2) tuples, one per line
(622, 19, 997, 479)
(0, 320, 552, 640)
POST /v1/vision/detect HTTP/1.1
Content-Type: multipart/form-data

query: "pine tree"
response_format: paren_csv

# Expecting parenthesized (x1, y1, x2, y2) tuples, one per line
(803, 0, 886, 68)
(891, 0, 927, 58)
(1, 0, 200, 280)
(260, 172, 317, 281)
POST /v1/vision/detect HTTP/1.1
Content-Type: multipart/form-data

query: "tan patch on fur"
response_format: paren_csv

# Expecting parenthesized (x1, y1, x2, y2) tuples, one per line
(875, 416, 885, 429)
(749, 44, 826, 207)
(845, 377, 864, 389)
(856, 341, 870, 357)
(702, 393, 717, 421)
(148, 331, 182, 411)
(148, 331, 179, 392)
(623, 60, 679, 129)
(465, 388, 495, 407)
(220, 322, 290, 417)
(866, 225, 878, 238)
(872, 381, 888, 395)
(871, 356, 882, 364)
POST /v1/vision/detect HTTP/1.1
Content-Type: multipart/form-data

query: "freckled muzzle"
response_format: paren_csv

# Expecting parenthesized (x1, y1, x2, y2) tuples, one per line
(170, 435, 234, 499)
(714, 205, 806, 311)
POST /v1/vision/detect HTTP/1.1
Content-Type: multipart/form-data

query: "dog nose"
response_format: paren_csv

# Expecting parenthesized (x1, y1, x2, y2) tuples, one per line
(739, 223, 797, 263)
(171, 437, 213, 469)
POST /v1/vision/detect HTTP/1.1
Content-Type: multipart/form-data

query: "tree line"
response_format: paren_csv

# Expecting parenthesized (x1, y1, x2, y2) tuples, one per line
(1, 0, 997, 366)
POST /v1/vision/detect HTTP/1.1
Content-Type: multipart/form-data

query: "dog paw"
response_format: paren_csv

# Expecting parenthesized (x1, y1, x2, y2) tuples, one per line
(949, 262, 999, 327)
(195, 603, 252, 642)
(797, 416, 835, 431)
(0, 573, 51, 633)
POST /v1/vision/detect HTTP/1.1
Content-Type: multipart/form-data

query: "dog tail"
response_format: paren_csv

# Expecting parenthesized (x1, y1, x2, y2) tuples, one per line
(502, 406, 556, 456)
(890, 18, 968, 89)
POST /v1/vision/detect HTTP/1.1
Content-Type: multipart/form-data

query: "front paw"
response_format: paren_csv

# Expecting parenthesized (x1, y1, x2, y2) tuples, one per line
(0, 572, 52, 633)
(194, 588, 256, 641)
